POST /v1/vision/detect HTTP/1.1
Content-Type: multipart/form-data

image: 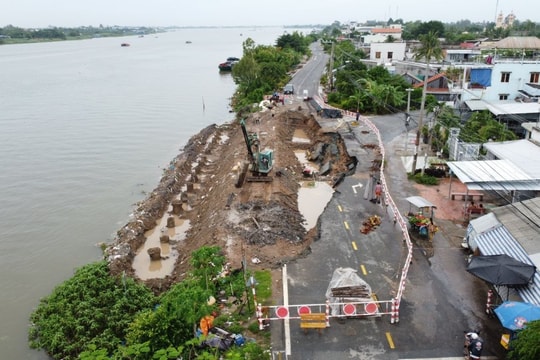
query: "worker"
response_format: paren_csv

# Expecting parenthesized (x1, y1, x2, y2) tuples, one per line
(465, 331, 483, 359)
(428, 218, 438, 241)
(374, 181, 383, 204)
(199, 311, 217, 336)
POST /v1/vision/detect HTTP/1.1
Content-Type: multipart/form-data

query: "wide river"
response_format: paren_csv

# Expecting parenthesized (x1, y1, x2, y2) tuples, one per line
(0, 26, 300, 359)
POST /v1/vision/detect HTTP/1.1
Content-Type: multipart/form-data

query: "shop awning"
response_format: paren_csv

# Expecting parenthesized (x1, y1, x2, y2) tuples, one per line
(405, 196, 436, 209)
(475, 226, 540, 305)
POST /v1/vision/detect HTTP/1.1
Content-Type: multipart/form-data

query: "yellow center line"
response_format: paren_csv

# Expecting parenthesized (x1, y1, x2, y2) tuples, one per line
(360, 264, 367, 275)
(371, 293, 381, 310)
(351, 241, 357, 250)
(385, 332, 395, 349)
(337, 205, 343, 212)
(344, 221, 350, 230)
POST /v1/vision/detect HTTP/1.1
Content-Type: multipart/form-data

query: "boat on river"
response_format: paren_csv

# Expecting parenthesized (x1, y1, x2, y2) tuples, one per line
(218, 57, 239, 71)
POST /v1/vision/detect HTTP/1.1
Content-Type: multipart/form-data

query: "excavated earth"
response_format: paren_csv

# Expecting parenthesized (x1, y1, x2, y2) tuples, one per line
(106, 102, 354, 293)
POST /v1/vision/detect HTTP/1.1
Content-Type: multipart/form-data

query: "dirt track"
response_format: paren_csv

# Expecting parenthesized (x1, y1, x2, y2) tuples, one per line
(105, 101, 353, 293)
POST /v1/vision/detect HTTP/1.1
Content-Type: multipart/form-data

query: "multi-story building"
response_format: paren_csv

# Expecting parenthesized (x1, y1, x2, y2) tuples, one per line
(444, 37, 540, 134)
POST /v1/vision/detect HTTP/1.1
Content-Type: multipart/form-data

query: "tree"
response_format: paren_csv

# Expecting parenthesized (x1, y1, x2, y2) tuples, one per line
(125, 278, 214, 353)
(460, 110, 517, 143)
(411, 31, 444, 173)
(29, 261, 156, 360)
(508, 320, 540, 360)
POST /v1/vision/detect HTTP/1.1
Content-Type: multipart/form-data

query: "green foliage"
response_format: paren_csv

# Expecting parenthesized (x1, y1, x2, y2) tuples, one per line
(29, 261, 156, 360)
(414, 31, 444, 64)
(508, 320, 540, 360)
(328, 58, 410, 115)
(460, 110, 518, 143)
(410, 173, 439, 185)
(232, 34, 310, 111)
(225, 342, 270, 360)
(190, 246, 226, 286)
(126, 278, 214, 352)
(254, 270, 272, 302)
(276, 31, 311, 54)
(0, 25, 158, 45)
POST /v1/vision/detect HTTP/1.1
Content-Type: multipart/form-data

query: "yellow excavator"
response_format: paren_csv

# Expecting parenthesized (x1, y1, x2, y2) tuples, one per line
(237, 119, 273, 186)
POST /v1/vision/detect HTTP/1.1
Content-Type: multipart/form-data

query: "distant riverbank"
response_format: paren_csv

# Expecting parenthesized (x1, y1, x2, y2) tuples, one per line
(0, 25, 161, 45)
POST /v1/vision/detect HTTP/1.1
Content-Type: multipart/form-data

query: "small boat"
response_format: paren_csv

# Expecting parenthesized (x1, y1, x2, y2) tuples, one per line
(121, 43, 130, 47)
(218, 57, 239, 71)
(186, 40, 192, 44)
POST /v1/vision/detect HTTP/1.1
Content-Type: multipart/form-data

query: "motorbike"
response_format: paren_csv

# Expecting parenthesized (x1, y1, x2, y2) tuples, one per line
(464, 331, 483, 360)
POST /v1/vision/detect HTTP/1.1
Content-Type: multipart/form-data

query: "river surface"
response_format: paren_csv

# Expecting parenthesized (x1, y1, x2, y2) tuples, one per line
(0, 26, 298, 359)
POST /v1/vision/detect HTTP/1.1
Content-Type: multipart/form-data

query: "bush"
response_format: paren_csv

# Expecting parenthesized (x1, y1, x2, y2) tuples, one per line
(29, 261, 156, 360)
(410, 173, 439, 185)
(424, 167, 446, 178)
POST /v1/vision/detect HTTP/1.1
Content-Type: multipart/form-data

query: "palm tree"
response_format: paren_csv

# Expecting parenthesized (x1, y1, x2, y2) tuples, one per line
(410, 31, 444, 173)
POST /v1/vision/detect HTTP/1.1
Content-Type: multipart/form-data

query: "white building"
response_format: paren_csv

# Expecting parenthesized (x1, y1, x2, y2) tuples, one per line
(369, 42, 406, 65)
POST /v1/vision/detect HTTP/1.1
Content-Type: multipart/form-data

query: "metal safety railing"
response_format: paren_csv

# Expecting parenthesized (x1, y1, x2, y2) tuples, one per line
(255, 299, 395, 330)
(253, 109, 414, 326)
(358, 113, 414, 324)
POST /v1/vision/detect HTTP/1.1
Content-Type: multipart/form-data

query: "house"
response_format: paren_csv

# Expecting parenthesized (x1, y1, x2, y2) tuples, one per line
(463, 197, 540, 305)
(369, 42, 406, 65)
(413, 72, 453, 102)
(443, 48, 482, 63)
(453, 37, 540, 103)
(446, 121, 540, 204)
(522, 121, 540, 144)
(443, 37, 540, 134)
(363, 25, 402, 44)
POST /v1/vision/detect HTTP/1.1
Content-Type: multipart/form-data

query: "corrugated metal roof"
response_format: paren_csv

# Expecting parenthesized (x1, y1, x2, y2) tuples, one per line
(447, 160, 540, 191)
(406, 196, 437, 209)
(465, 100, 489, 111)
(492, 36, 540, 50)
(465, 100, 540, 116)
(485, 102, 540, 116)
(475, 226, 540, 305)
(470, 212, 501, 234)
(490, 197, 540, 259)
(483, 140, 540, 179)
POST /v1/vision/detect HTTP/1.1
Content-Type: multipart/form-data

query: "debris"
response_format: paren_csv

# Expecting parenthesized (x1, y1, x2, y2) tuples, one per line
(360, 215, 381, 234)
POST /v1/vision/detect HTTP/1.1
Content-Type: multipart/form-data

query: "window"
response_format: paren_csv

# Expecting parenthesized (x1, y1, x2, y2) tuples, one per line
(530, 72, 540, 83)
(375, 52, 381, 59)
(499, 94, 509, 100)
(387, 52, 393, 59)
(500, 72, 511, 83)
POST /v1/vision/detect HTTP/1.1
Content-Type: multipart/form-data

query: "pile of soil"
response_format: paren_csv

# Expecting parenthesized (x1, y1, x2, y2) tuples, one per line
(105, 102, 353, 293)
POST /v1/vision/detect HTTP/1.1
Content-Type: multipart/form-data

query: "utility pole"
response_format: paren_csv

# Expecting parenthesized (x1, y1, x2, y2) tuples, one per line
(406, 88, 413, 113)
(329, 42, 335, 91)
(404, 88, 413, 154)
(411, 67, 430, 174)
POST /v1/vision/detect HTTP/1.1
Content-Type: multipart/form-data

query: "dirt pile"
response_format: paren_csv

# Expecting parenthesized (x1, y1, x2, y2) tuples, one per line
(105, 102, 353, 293)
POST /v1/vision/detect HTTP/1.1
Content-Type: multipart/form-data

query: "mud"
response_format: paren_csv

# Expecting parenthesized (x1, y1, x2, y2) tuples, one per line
(105, 103, 353, 293)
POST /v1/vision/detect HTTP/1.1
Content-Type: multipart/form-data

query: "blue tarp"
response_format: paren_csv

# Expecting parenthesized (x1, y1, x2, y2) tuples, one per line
(470, 68, 492, 87)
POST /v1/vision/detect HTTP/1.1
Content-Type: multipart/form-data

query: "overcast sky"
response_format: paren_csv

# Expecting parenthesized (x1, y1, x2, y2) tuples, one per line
(2, 0, 538, 28)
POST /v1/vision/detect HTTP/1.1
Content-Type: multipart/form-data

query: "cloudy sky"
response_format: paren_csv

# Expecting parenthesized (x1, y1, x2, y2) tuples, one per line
(2, 0, 538, 28)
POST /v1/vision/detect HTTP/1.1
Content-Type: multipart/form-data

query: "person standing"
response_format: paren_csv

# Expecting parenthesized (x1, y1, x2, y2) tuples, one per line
(374, 181, 383, 204)
(428, 218, 437, 241)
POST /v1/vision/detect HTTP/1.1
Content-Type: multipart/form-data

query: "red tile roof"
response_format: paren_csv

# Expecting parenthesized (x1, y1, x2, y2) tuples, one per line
(413, 73, 446, 88)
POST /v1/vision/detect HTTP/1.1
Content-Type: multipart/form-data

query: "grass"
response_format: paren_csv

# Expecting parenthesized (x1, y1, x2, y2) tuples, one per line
(254, 270, 272, 302)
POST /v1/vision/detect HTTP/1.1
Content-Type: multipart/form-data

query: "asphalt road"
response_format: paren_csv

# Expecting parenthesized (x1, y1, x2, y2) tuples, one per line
(269, 90, 507, 358)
